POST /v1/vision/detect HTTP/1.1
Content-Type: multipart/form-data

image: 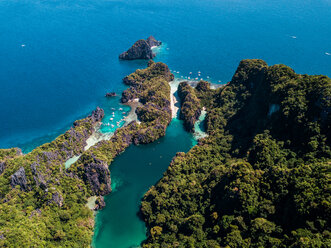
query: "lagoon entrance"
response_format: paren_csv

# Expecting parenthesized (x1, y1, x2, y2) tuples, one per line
(92, 118, 195, 248)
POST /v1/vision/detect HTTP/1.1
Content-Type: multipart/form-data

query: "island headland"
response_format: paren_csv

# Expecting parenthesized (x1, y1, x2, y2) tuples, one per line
(119, 36, 162, 60)
(0, 60, 174, 247)
(0, 58, 330, 248)
(140, 59, 331, 247)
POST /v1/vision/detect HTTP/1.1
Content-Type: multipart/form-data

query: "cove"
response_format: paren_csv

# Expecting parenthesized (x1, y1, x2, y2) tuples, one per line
(92, 118, 196, 248)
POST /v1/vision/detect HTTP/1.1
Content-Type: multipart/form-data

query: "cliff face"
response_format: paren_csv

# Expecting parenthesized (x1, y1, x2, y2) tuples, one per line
(119, 36, 162, 60)
(146, 35, 162, 47)
(10, 166, 28, 191)
(0, 107, 105, 247)
(1, 106, 105, 195)
(119, 39, 155, 60)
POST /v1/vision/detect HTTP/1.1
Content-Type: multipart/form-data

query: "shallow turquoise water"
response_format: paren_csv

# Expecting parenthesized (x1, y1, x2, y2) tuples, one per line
(92, 118, 195, 248)
(0, 0, 330, 151)
(0, 1, 330, 247)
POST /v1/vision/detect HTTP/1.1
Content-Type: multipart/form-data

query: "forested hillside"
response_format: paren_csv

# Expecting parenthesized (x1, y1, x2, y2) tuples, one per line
(141, 59, 331, 247)
(0, 61, 174, 247)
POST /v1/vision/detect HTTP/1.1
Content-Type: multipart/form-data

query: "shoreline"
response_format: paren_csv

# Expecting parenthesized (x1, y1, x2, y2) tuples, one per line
(84, 125, 113, 151)
(169, 79, 181, 118)
(122, 98, 142, 124)
(194, 107, 208, 140)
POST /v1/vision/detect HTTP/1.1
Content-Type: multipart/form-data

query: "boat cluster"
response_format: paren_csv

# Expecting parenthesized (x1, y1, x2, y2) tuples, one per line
(101, 108, 128, 128)
(170, 69, 221, 82)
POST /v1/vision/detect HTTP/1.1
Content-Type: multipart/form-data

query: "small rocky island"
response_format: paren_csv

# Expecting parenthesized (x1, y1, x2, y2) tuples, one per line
(105, 92, 117, 97)
(119, 36, 162, 60)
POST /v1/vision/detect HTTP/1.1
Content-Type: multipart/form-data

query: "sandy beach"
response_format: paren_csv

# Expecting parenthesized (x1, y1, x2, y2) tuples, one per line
(122, 98, 142, 125)
(169, 79, 181, 118)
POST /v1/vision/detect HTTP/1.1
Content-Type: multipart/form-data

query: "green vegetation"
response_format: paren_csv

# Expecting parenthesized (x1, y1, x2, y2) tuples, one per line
(141, 59, 331, 247)
(177, 82, 201, 132)
(0, 61, 174, 247)
(0, 148, 22, 161)
(1, 58, 330, 247)
(0, 113, 98, 247)
(70, 61, 174, 195)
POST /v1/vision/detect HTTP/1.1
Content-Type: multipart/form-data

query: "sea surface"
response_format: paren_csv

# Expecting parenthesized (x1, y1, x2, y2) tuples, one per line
(0, 0, 330, 247)
(92, 118, 195, 248)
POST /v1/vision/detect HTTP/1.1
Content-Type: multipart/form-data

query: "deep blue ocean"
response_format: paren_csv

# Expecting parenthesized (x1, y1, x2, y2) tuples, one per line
(0, 0, 330, 151)
(0, 0, 330, 247)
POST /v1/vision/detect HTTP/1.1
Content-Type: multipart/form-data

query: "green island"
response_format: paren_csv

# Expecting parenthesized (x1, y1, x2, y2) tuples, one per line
(0, 59, 330, 247)
(141, 59, 331, 247)
(0, 61, 173, 247)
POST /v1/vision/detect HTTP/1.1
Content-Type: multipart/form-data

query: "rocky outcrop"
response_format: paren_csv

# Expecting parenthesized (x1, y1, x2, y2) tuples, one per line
(29, 208, 42, 219)
(31, 163, 47, 189)
(94, 196, 106, 210)
(89, 106, 104, 123)
(105, 92, 117, 97)
(0, 162, 5, 175)
(178, 82, 201, 132)
(119, 39, 155, 60)
(78, 157, 111, 196)
(119, 36, 162, 60)
(146, 35, 162, 47)
(10, 167, 28, 191)
(52, 192, 63, 207)
(73, 107, 104, 128)
(47, 191, 64, 207)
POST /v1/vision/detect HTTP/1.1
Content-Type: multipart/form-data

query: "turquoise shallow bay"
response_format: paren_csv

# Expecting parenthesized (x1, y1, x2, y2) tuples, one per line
(92, 118, 195, 248)
(0, 0, 330, 247)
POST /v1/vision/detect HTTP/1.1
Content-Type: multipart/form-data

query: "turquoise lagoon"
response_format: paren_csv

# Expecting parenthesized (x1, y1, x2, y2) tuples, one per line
(92, 118, 195, 247)
(0, 0, 330, 247)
